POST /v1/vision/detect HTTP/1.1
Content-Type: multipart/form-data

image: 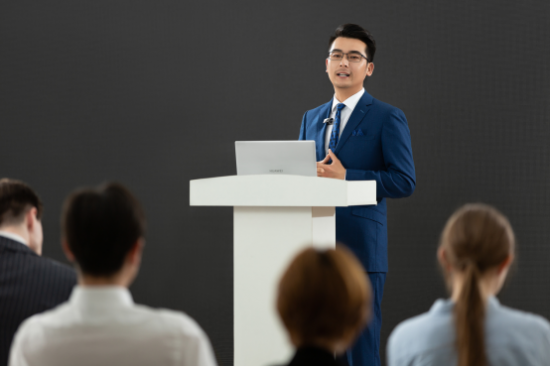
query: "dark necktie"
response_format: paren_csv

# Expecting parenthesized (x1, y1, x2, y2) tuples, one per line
(328, 103, 346, 153)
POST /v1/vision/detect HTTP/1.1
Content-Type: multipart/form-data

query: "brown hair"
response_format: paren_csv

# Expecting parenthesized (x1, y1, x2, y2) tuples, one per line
(277, 246, 371, 348)
(440, 204, 515, 366)
(0, 178, 43, 226)
(329, 24, 376, 62)
(61, 182, 146, 276)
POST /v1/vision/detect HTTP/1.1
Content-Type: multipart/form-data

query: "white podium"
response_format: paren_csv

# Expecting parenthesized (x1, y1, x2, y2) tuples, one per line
(190, 175, 376, 365)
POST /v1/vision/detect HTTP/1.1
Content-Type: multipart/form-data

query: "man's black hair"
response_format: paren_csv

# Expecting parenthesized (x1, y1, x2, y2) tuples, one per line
(329, 24, 376, 62)
(0, 178, 43, 226)
(62, 182, 146, 276)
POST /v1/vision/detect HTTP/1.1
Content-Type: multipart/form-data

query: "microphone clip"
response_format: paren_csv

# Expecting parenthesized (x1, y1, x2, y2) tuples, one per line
(323, 118, 334, 125)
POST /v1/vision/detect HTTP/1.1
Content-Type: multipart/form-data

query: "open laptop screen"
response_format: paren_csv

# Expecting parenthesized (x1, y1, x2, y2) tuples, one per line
(235, 141, 316, 176)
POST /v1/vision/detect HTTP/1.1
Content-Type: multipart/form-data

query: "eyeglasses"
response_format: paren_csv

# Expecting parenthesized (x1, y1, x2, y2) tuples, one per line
(328, 51, 368, 63)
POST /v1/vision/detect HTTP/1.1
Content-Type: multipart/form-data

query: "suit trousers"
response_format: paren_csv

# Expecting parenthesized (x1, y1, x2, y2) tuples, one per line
(344, 272, 386, 366)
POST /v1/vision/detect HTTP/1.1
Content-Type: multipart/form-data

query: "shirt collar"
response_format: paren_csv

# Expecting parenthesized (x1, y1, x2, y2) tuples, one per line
(332, 88, 365, 113)
(70, 285, 134, 310)
(0, 231, 27, 246)
(430, 296, 500, 314)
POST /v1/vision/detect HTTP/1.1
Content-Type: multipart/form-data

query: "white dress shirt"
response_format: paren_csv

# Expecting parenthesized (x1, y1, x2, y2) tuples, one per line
(324, 88, 365, 154)
(9, 286, 217, 366)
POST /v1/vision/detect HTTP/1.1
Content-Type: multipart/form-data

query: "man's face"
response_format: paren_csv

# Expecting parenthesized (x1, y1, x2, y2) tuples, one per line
(325, 37, 374, 92)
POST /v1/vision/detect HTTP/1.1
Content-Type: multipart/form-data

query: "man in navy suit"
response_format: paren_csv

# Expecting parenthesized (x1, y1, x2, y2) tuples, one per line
(299, 24, 416, 365)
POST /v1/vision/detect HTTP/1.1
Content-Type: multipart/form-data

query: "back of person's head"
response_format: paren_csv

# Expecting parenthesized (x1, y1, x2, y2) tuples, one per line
(329, 23, 376, 62)
(277, 246, 371, 354)
(61, 182, 146, 277)
(0, 178, 43, 226)
(0, 178, 43, 253)
(439, 203, 515, 366)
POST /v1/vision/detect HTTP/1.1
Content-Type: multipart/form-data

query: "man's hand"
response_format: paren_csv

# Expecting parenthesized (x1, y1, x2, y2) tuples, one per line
(317, 149, 346, 180)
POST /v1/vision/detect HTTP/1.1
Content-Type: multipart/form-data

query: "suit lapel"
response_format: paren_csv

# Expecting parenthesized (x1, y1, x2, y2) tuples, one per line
(335, 91, 373, 154)
(313, 100, 333, 160)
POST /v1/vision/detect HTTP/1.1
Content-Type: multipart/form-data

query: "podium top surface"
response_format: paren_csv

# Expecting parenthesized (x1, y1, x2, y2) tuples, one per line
(190, 174, 376, 207)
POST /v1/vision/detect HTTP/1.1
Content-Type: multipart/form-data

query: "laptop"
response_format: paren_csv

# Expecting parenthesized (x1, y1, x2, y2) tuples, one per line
(235, 141, 317, 176)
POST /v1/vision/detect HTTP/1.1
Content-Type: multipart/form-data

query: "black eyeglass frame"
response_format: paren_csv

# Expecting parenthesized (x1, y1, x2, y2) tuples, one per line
(327, 50, 369, 63)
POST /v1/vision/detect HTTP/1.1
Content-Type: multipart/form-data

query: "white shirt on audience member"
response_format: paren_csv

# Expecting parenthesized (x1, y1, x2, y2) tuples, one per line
(9, 286, 217, 366)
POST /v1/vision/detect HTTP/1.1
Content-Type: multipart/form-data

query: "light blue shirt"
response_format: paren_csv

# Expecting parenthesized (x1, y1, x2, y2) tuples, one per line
(387, 297, 550, 365)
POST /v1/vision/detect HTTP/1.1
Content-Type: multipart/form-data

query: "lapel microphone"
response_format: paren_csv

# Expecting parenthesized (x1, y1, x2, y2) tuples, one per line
(323, 118, 334, 125)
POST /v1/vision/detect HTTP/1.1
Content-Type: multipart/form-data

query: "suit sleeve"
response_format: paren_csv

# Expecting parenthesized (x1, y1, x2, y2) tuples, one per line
(298, 111, 307, 140)
(346, 108, 416, 199)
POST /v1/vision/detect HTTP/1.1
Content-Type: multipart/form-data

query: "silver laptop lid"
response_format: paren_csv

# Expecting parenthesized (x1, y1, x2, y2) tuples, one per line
(235, 141, 316, 176)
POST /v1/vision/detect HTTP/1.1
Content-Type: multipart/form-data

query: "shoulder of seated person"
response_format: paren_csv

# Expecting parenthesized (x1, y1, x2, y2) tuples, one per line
(134, 305, 207, 337)
(492, 304, 550, 332)
(389, 310, 443, 345)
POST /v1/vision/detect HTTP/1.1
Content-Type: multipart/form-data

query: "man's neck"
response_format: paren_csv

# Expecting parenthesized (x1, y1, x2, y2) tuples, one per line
(78, 264, 137, 288)
(79, 274, 129, 288)
(0, 226, 29, 245)
(334, 86, 363, 103)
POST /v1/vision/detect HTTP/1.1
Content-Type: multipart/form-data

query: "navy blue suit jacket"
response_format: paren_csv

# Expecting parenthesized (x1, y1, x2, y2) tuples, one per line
(299, 91, 415, 272)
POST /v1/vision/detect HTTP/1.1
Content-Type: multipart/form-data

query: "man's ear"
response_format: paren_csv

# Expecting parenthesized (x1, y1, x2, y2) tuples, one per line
(366, 62, 374, 77)
(25, 207, 37, 231)
(127, 238, 145, 266)
(61, 239, 75, 262)
(325, 58, 329, 73)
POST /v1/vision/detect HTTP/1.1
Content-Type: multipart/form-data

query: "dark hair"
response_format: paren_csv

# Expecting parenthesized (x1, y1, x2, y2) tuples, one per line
(0, 178, 43, 226)
(277, 246, 371, 347)
(439, 204, 515, 366)
(61, 182, 146, 276)
(329, 24, 376, 62)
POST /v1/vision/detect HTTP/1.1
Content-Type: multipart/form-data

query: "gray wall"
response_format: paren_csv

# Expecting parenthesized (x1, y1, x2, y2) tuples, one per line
(1, 1, 550, 364)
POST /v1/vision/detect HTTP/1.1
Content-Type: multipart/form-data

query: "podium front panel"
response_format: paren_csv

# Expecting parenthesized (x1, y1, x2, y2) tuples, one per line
(233, 206, 334, 365)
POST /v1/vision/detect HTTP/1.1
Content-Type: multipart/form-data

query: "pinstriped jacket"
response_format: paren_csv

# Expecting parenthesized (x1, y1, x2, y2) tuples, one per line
(0, 235, 76, 365)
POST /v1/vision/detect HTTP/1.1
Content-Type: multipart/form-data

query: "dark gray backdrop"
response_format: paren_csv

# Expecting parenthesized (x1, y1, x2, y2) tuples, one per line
(2, 1, 550, 365)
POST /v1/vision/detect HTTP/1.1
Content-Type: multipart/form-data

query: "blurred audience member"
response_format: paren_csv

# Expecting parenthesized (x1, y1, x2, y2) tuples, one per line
(387, 203, 550, 365)
(0, 178, 76, 365)
(9, 182, 216, 365)
(277, 246, 371, 366)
